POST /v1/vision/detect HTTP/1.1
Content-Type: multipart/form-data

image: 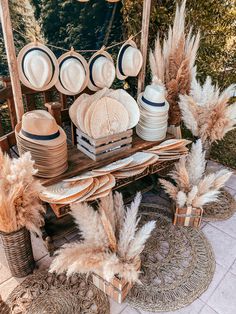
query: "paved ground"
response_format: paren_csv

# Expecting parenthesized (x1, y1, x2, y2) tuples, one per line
(1, 160, 236, 314)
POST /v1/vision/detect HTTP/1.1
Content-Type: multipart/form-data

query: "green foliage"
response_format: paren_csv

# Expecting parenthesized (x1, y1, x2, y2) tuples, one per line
(122, 0, 236, 87)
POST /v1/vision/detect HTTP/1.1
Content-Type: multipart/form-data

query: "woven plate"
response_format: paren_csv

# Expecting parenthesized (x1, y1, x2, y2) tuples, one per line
(4, 271, 110, 314)
(203, 189, 236, 221)
(127, 204, 215, 312)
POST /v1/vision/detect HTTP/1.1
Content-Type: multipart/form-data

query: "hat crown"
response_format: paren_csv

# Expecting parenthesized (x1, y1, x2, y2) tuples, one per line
(143, 84, 166, 103)
(119, 43, 143, 78)
(21, 110, 59, 136)
(24, 50, 52, 89)
(93, 56, 115, 88)
(60, 58, 85, 93)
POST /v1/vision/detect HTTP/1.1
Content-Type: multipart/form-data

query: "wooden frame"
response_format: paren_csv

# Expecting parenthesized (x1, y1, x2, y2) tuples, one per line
(0, 0, 152, 123)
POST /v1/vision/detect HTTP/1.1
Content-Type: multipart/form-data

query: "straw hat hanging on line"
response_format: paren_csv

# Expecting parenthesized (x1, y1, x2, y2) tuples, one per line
(55, 48, 89, 95)
(17, 41, 59, 91)
(116, 39, 143, 80)
(88, 49, 115, 91)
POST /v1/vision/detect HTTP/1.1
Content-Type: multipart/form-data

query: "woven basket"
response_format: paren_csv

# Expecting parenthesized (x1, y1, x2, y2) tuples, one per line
(0, 227, 35, 278)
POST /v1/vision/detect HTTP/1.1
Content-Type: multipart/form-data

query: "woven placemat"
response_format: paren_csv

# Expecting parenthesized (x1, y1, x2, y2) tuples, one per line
(203, 189, 236, 221)
(127, 204, 215, 312)
(4, 271, 110, 314)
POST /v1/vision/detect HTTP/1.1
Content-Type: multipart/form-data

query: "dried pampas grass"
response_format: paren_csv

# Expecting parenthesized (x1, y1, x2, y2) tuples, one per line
(150, 0, 200, 125)
(0, 149, 45, 234)
(160, 140, 232, 209)
(179, 72, 236, 147)
(50, 192, 155, 283)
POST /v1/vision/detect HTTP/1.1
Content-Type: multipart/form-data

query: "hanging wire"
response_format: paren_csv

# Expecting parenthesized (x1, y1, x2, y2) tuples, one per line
(12, 28, 141, 54)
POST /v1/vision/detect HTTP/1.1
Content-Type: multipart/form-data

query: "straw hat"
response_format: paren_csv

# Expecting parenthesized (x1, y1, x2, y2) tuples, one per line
(17, 42, 59, 91)
(89, 97, 129, 139)
(88, 50, 115, 91)
(16, 110, 66, 147)
(56, 50, 89, 95)
(138, 83, 169, 113)
(116, 39, 143, 80)
(107, 89, 140, 128)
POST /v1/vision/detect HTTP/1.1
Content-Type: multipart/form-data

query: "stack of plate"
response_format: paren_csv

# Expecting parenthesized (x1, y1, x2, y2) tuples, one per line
(69, 88, 140, 139)
(147, 139, 191, 161)
(15, 110, 68, 178)
(40, 173, 116, 204)
(113, 152, 159, 178)
(136, 84, 169, 141)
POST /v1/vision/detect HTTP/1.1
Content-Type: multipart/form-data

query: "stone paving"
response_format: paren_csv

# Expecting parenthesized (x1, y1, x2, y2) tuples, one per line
(1, 160, 236, 314)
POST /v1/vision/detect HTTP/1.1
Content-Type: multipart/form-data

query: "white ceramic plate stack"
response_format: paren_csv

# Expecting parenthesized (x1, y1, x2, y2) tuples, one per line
(69, 88, 140, 139)
(136, 84, 169, 141)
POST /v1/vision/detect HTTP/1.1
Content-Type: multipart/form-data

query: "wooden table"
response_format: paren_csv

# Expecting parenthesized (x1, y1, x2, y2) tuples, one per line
(42, 133, 173, 186)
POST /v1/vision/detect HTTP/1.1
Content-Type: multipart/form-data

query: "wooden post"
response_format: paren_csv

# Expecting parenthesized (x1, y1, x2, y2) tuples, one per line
(137, 0, 152, 95)
(45, 102, 62, 126)
(0, 0, 24, 122)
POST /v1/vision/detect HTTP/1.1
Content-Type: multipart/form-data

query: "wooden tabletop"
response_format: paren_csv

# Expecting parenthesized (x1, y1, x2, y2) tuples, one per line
(41, 133, 173, 186)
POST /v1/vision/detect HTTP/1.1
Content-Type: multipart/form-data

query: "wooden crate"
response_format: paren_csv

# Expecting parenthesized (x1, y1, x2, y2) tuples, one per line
(173, 206, 203, 228)
(92, 261, 141, 303)
(76, 128, 133, 161)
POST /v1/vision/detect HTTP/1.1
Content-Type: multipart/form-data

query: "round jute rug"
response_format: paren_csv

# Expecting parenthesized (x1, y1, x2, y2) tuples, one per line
(4, 271, 110, 314)
(203, 189, 236, 221)
(127, 204, 215, 313)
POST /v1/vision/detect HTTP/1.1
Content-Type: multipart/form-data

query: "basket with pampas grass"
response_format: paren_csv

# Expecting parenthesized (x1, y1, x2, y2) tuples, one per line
(49, 192, 156, 303)
(149, 0, 200, 136)
(179, 70, 236, 158)
(159, 140, 232, 228)
(0, 149, 45, 277)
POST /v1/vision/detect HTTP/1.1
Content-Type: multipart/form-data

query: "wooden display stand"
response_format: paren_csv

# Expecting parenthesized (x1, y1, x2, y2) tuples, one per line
(173, 206, 203, 228)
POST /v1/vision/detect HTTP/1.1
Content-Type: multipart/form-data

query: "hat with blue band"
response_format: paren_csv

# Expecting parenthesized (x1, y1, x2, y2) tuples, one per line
(56, 50, 89, 95)
(17, 42, 59, 91)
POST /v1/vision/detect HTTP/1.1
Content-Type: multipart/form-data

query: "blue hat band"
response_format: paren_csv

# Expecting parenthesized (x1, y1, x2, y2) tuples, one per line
(118, 44, 131, 77)
(89, 54, 106, 88)
(141, 96, 165, 107)
(21, 129, 60, 141)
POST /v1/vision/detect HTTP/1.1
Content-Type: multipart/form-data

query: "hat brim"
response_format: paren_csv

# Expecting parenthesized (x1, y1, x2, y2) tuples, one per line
(116, 39, 137, 81)
(55, 51, 89, 96)
(138, 93, 169, 113)
(15, 122, 67, 147)
(17, 42, 59, 91)
(88, 50, 115, 91)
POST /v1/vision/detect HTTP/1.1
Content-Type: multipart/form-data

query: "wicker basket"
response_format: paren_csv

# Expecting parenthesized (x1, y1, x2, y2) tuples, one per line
(0, 227, 35, 278)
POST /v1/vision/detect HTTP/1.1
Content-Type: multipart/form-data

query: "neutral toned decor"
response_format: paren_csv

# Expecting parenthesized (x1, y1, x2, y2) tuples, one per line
(179, 72, 236, 158)
(4, 271, 110, 314)
(49, 192, 155, 301)
(0, 150, 45, 277)
(127, 205, 215, 312)
(149, 0, 200, 133)
(160, 140, 232, 227)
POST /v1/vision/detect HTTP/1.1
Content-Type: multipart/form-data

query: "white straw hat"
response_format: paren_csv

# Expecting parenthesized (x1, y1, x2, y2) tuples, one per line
(88, 50, 115, 91)
(138, 83, 169, 113)
(16, 110, 66, 147)
(56, 50, 89, 95)
(17, 42, 59, 91)
(116, 39, 143, 80)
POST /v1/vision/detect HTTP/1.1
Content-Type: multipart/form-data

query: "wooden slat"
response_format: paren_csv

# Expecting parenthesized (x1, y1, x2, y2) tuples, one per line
(0, 0, 24, 122)
(137, 0, 152, 94)
(59, 93, 67, 109)
(6, 96, 17, 128)
(0, 130, 16, 153)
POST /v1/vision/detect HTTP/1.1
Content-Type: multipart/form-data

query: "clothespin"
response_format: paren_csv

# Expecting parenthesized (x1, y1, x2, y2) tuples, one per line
(99, 45, 106, 52)
(70, 47, 75, 55)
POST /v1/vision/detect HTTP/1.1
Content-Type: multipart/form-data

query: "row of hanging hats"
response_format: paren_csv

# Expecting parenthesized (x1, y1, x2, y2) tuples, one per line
(17, 39, 143, 95)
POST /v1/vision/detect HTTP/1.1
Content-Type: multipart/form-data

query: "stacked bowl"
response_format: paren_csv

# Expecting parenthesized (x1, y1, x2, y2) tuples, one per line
(136, 83, 169, 141)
